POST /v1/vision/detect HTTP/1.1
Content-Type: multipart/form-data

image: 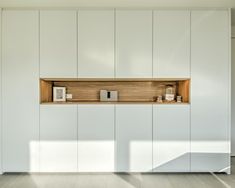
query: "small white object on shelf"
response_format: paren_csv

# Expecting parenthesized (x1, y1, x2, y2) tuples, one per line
(100, 90, 118, 101)
(53, 87, 66, 102)
(165, 85, 175, 101)
(177, 96, 182, 103)
(66, 94, 73, 100)
(157, 95, 163, 103)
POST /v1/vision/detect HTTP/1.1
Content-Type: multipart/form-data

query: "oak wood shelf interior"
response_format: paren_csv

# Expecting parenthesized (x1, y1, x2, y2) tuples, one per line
(40, 78, 190, 104)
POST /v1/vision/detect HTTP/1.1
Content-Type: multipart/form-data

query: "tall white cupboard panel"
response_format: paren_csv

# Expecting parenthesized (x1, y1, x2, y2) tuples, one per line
(78, 10, 115, 77)
(77, 105, 115, 172)
(0, 9, 2, 174)
(2, 10, 39, 172)
(153, 105, 190, 172)
(40, 11, 77, 78)
(153, 10, 190, 78)
(232, 38, 235, 156)
(116, 10, 152, 78)
(116, 105, 152, 172)
(40, 105, 78, 172)
(191, 10, 230, 173)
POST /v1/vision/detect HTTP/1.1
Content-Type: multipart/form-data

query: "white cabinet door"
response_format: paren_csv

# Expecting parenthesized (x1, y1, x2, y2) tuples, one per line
(40, 105, 78, 172)
(77, 105, 115, 172)
(191, 10, 230, 173)
(78, 10, 115, 78)
(0, 9, 2, 174)
(2, 10, 39, 172)
(153, 105, 190, 172)
(153, 10, 190, 78)
(232, 38, 235, 156)
(116, 10, 152, 78)
(116, 105, 152, 172)
(40, 10, 77, 78)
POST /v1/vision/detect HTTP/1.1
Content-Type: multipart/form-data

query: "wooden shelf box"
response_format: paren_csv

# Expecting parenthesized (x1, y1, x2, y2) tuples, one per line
(40, 78, 190, 104)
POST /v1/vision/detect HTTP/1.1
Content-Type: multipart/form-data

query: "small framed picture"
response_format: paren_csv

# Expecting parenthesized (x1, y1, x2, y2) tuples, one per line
(53, 87, 66, 102)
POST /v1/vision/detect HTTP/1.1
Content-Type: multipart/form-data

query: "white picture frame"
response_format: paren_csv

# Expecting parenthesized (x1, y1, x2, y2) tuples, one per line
(53, 87, 66, 102)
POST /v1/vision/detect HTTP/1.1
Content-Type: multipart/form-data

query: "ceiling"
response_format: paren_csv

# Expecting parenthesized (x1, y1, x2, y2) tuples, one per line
(0, 0, 234, 7)
(0, 0, 235, 24)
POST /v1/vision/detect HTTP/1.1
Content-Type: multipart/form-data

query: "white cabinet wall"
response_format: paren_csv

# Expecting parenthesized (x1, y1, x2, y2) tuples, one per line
(40, 10, 77, 78)
(116, 10, 153, 78)
(116, 105, 152, 172)
(78, 10, 115, 78)
(77, 105, 115, 172)
(40, 105, 78, 172)
(232, 38, 235, 156)
(191, 10, 230, 173)
(153, 105, 190, 172)
(2, 10, 40, 172)
(0, 9, 231, 174)
(0, 9, 2, 174)
(153, 10, 190, 78)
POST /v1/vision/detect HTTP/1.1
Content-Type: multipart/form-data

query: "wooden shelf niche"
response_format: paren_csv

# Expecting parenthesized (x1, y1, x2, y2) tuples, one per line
(40, 78, 190, 104)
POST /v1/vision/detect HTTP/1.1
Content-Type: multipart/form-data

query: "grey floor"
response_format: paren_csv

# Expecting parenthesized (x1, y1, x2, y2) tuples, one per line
(1, 159, 235, 188)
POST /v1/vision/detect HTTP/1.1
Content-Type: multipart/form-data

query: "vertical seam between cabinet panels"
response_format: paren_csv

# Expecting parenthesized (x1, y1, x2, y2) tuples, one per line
(227, 9, 231, 172)
(76, 10, 79, 78)
(76, 9, 79, 171)
(38, 10, 41, 172)
(114, 104, 117, 172)
(77, 105, 79, 172)
(152, 11, 155, 171)
(0, 8, 3, 174)
(114, 9, 116, 78)
(189, 10, 192, 173)
(76, 9, 79, 78)
(151, 10, 154, 78)
(151, 104, 153, 172)
(151, 9, 154, 169)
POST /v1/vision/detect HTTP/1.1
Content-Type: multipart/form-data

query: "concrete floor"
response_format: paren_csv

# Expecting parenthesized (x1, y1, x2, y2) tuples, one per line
(0, 159, 235, 188)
